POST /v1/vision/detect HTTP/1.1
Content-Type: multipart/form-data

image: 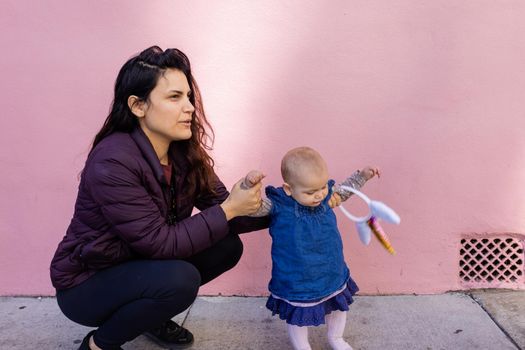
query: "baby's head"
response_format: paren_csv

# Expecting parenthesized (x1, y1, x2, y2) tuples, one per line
(281, 147, 329, 207)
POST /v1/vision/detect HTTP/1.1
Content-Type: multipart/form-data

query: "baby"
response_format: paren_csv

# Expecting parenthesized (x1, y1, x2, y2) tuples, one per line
(243, 147, 379, 350)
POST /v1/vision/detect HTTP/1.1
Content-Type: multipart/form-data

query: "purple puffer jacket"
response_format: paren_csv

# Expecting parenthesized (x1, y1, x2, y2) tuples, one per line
(50, 127, 269, 290)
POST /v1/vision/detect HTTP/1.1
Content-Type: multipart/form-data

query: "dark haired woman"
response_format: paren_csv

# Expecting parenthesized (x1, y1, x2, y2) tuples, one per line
(50, 46, 269, 350)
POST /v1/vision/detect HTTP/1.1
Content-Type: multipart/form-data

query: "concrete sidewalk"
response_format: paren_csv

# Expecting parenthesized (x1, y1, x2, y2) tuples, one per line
(0, 290, 523, 350)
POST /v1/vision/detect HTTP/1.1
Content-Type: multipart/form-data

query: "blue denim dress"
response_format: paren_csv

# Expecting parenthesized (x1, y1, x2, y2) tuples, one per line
(265, 180, 359, 326)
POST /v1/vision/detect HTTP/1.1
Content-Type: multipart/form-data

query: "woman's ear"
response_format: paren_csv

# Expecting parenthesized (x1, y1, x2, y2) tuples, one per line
(283, 183, 292, 196)
(128, 95, 146, 118)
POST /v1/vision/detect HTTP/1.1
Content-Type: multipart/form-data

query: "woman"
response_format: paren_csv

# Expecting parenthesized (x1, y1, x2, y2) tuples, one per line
(50, 46, 269, 350)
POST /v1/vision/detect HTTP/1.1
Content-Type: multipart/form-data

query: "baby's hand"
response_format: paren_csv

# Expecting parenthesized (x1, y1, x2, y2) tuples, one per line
(242, 170, 266, 189)
(361, 166, 381, 181)
(328, 192, 342, 208)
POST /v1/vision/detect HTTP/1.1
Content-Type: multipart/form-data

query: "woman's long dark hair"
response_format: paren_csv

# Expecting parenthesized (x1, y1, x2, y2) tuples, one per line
(91, 46, 216, 196)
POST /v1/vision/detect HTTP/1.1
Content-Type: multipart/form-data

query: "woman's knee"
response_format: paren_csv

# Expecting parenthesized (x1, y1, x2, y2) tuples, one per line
(148, 260, 201, 300)
(136, 260, 200, 316)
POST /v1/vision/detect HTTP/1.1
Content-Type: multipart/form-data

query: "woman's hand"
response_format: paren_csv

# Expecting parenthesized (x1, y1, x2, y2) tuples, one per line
(361, 166, 381, 181)
(328, 192, 342, 208)
(221, 178, 263, 220)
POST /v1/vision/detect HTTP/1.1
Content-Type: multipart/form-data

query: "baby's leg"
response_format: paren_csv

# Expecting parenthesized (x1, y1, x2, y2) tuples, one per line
(326, 311, 353, 350)
(287, 324, 312, 350)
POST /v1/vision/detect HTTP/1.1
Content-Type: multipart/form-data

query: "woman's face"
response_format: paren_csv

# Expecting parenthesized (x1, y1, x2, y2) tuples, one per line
(139, 68, 195, 145)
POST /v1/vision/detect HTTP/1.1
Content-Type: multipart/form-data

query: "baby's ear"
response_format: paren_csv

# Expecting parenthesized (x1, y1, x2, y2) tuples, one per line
(283, 183, 293, 196)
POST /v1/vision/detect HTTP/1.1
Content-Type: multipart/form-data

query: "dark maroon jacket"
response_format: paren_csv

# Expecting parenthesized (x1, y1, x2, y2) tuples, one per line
(50, 127, 269, 290)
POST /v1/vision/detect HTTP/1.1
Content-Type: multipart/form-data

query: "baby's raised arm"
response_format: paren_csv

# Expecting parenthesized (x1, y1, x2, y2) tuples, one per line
(333, 166, 380, 201)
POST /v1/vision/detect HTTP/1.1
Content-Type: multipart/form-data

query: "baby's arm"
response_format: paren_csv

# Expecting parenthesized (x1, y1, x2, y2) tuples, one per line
(333, 166, 380, 202)
(242, 170, 273, 217)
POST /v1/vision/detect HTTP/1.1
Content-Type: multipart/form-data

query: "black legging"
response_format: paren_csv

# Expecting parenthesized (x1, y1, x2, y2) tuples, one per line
(56, 234, 243, 349)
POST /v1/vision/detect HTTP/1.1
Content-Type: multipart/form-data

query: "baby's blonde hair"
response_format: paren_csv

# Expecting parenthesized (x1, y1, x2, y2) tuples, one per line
(281, 147, 327, 184)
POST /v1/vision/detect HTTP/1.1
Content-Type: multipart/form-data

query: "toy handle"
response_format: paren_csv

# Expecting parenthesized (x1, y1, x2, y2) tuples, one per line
(337, 185, 372, 223)
(338, 203, 370, 223)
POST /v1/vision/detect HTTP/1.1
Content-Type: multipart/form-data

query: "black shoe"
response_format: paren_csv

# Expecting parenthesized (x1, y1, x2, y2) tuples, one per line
(78, 330, 96, 350)
(78, 330, 123, 350)
(144, 320, 194, 349)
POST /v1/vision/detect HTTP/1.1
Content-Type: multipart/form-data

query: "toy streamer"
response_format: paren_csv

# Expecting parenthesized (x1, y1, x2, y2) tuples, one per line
(368, 217, 395, 255)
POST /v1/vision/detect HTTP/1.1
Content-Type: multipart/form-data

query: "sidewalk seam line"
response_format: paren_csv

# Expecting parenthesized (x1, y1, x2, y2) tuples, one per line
(181, 302, 194, 326)
(467, 293, 522, 350)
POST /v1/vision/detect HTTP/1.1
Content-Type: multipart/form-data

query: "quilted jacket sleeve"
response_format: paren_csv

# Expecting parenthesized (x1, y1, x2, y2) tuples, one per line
(85, 155, 230, 259)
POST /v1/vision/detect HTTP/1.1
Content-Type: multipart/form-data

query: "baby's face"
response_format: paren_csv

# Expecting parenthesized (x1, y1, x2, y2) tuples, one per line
(287, 169, 329, 207)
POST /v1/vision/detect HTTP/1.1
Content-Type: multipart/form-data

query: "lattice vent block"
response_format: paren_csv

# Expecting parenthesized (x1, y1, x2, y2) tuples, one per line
(459, 236, 524, 288)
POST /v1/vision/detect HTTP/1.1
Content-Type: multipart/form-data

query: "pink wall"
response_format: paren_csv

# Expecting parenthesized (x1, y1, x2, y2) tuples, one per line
(1, 1, 524, 296)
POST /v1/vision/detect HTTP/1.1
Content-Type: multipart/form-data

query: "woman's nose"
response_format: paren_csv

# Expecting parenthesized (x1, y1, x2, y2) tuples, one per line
(184, 99, 195, 113)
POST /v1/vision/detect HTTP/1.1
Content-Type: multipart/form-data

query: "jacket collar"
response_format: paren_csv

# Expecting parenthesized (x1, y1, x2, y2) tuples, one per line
(168, 142, 190, 176)
(130, 127, 167, 185)
(130, 127, 190, 185)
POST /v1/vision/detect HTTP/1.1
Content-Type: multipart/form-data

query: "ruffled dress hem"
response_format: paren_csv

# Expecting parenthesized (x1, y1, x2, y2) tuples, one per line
(265, 278, 359, 326)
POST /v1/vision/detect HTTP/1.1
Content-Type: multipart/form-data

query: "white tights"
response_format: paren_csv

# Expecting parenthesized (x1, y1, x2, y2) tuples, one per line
(286, 311, 353, 350)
